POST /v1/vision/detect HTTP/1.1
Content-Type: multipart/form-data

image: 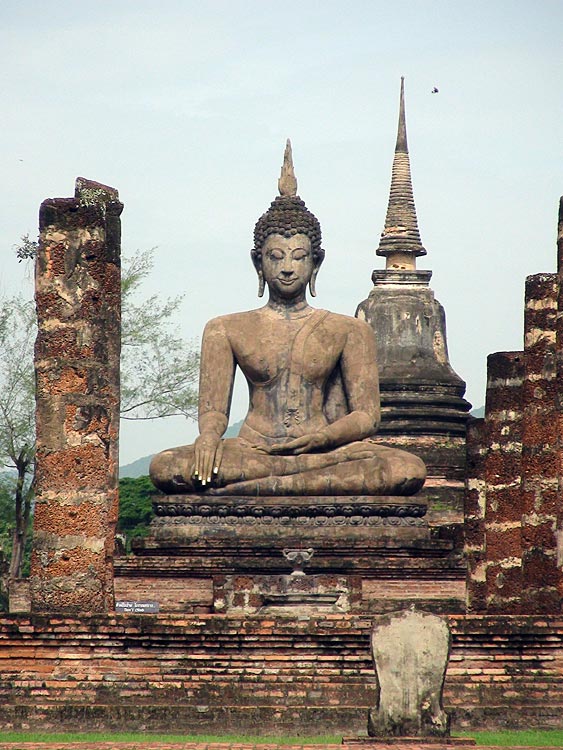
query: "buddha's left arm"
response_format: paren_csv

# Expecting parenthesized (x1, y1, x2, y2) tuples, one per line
(322, 319, 380, 445)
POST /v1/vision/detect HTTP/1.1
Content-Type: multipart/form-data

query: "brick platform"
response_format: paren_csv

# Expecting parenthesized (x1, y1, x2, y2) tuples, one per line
(1, 614, 563, 733)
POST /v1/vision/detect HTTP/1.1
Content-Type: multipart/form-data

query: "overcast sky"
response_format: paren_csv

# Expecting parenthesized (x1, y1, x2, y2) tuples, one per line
(1, 1, 562, 464)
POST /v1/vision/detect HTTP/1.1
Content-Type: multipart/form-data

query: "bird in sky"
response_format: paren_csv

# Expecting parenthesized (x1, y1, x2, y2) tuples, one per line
(431, 87, 439, 94)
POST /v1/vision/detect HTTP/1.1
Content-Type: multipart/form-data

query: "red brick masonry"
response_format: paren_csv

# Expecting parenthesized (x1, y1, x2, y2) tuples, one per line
(1, 614, 562, 734)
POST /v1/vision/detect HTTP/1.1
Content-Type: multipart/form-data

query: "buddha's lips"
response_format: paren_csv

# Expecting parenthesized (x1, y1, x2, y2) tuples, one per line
(277, 276, 299, 284)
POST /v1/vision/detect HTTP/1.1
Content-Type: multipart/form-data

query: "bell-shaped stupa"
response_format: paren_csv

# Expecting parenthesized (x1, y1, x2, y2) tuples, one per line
(356, 78, 471, 440)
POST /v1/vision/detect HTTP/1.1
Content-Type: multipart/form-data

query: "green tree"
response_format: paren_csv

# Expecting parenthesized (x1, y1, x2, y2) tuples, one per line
(0, 243, 199, 598)
(120, 249, 199, 421)
(0, 297, 35, 589)
(117, 476, 158, 550)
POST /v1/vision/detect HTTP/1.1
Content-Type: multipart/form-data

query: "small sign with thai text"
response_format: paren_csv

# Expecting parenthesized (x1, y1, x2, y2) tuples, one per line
(115, 600, 160, 614)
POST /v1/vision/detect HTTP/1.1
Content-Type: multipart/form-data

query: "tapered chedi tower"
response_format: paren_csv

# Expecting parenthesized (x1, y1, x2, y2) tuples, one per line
(357, 78, 471, 489)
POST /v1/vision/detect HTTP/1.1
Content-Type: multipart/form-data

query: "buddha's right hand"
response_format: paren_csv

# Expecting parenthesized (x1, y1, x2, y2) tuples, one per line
(192, 434, 224, 489)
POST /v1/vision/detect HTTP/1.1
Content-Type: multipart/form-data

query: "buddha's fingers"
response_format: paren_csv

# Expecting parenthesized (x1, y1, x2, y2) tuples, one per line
(268, 441, 299, 455)
(192, 448, 206, 486)
(213, 440, 224, 480)
(193, 436, 221, 486)
(203, 450, 215, 485)
(270, 432, 328, 456)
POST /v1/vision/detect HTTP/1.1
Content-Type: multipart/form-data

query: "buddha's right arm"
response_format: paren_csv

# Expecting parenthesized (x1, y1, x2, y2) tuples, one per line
(198, 317, 236, 436)
(193, 318, 236, 484)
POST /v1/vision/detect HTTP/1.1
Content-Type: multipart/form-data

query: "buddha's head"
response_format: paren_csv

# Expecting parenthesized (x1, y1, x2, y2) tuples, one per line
(252, 141, 324, 297)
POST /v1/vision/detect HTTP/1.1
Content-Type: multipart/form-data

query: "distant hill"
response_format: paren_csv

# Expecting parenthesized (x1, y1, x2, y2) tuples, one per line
(224, 419, 243, 437)
(119, 455, 152, 478)
(470, 405, 485, 418)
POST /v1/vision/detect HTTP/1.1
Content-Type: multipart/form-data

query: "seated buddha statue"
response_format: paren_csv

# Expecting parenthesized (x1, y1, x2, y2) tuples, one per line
(150, 141, 426, 497)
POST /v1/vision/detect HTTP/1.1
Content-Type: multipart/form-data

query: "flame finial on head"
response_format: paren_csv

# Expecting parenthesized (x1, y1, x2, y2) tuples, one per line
(252, 140, 324, 297)
(278, 139, 298, 197)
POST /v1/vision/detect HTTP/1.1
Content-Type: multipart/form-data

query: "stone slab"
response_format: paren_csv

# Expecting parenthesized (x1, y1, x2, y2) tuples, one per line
(368, 609, 451, 737)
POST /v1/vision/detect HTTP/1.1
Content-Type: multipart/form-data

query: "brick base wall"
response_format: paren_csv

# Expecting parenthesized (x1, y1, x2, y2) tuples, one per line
(1, 614, 563, 733)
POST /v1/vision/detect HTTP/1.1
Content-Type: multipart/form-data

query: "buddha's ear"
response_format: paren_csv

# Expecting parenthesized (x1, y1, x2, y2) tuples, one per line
(257, 269, 265, 298)
(309, 268, 319, 297)
(309, 257, 323, 297)
(251, 249, 265, 297)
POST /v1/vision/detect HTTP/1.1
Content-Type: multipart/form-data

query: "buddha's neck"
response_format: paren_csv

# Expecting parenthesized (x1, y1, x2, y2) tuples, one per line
(265, 297, 312, 318)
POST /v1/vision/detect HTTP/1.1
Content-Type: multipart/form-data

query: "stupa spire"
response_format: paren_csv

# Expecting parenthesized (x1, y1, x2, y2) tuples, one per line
(377, 77, 426, 269)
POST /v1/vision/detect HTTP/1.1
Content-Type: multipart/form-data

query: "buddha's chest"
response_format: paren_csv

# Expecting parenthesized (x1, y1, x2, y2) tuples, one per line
(230, 319, 342, 385)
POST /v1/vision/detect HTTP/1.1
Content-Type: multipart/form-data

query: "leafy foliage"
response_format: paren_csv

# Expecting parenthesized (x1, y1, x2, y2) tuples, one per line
(117, 476, 156, 549)
(14, 233, 38, 262)
(121, 249, 199, 421)
(0, 297, 36, 591)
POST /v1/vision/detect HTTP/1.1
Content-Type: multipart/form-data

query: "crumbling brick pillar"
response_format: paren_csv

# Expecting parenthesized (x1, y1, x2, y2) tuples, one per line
(464, 417, 487, 612)
(482, 352, 523, 613)
(465, 352, 524, 613)
(30, 178, 122, 613)
(555, 196, 563, 603)
(520, 272, 561, 612)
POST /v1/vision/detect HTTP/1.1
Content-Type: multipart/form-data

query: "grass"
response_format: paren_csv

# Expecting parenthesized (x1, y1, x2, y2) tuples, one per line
(0, 730, 563, 746)
(466, 731, 563, 746)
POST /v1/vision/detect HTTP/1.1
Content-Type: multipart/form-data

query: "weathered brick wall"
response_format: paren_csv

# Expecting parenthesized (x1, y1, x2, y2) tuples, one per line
(362, 578, 465, 606)
(114, 575, 213, 612)
(31, 178, 122, 613)
(113, 569, 466, 616)
(465, 201, 563, 613)
(447, 615, 563, 729)
(0, 614, 562, 733)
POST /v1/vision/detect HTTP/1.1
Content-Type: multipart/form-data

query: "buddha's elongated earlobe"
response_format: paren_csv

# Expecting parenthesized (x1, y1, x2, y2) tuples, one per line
(257, 270, 265, 297)
(309, 267, 320, 297)
(309, 256, 323, 297)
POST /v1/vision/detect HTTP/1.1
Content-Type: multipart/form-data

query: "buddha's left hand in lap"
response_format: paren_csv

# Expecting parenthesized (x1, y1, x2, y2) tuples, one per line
(268, 432, 331, 455)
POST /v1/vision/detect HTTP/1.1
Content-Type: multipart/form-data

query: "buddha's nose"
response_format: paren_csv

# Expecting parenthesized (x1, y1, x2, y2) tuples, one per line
(282, 257, 294, 273)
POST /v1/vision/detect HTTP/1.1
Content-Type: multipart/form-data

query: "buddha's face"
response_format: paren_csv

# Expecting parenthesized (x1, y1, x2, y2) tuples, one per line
(261, 233, 314, 300)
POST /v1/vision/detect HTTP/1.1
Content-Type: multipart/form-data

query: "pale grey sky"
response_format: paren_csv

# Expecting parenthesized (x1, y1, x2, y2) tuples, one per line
(1, 1, 562, 464)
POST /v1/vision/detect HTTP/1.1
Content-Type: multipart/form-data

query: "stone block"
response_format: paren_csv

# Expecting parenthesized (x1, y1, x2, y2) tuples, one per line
(367, 607, 451, 737)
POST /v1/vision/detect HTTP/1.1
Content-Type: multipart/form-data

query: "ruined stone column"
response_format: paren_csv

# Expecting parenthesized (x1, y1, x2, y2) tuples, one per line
(482, 352, 524, 613)
(520, 272, 560, 612)
(30, 178, 122, 613)
(464, 352, 524, 613)
(555, 196, 563, 605)
(464, 416, 488, 613)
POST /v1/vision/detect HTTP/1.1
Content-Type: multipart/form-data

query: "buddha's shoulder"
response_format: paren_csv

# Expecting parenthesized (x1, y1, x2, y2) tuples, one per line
(203, 309, 265, 333)
(320, 310, 374, 335)
(203, 308, 372, 335)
